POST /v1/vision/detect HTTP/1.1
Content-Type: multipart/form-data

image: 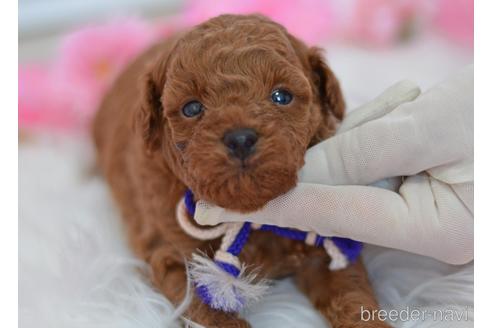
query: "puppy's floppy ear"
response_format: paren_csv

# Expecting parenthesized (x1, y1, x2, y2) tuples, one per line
(308, 47, 345, 121)
(136, 60, 166, 153)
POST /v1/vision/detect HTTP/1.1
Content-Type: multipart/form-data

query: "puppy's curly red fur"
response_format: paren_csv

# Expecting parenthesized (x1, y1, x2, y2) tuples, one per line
(93, 14, 387, 327)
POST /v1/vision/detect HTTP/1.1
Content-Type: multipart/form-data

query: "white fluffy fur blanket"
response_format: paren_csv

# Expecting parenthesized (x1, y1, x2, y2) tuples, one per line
(19, 38, 473, 327)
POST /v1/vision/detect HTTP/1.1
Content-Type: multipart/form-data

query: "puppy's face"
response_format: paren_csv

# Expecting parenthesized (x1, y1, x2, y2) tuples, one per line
(139, 15, 344, 212)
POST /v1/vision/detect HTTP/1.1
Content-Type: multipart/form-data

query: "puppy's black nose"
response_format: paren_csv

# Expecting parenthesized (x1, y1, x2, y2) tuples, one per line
(223, 128, 258, 160)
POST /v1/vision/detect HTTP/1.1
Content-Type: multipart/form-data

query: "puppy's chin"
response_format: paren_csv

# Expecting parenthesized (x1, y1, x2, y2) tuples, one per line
(188, 162, 299, 213)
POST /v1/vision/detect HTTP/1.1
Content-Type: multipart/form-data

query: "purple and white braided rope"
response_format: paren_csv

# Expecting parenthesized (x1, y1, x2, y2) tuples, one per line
(176, 189, 363, 312)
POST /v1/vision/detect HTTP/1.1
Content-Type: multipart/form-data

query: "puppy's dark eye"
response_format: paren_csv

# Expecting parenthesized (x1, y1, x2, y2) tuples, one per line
(271, 89, 293, 105)
(182, 101, 204, 117)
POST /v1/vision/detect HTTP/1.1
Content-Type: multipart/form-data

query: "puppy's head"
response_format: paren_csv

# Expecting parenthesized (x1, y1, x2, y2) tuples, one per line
(138, 15, 344, 212)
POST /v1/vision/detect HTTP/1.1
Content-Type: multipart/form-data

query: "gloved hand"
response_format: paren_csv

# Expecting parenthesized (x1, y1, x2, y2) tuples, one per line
(195, 66, 474, 265)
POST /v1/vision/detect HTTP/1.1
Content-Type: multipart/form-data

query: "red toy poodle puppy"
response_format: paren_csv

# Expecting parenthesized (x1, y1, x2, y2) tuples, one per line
(93, 14, 387, 328)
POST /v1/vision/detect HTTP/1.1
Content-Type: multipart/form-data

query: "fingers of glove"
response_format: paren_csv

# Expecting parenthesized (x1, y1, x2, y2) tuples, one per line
(299, 80, 420, 186)
(337, 80, 421, 134)
(194, 183, 405, 233)
(300, 66, 474, 186)
(300, 111, 428, 185)
(194, 181, 415, 238)
(195, 179, 473, 264)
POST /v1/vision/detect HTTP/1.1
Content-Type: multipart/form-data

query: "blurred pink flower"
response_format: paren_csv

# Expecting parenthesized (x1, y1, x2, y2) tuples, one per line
(19, 18, 157, 131)
(348, 0, 428, 46)
(181, 0, 336, 45)
(19, 66, 75, 130)
(433, 0, 473, 48)
(53, 18, 157, 117)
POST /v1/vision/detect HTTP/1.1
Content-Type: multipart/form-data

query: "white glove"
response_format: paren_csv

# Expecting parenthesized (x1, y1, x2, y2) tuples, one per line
(195, 66, 474, 265)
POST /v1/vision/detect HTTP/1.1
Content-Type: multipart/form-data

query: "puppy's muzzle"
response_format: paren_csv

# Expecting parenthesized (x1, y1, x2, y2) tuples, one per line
(223, 128, 258, 161)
